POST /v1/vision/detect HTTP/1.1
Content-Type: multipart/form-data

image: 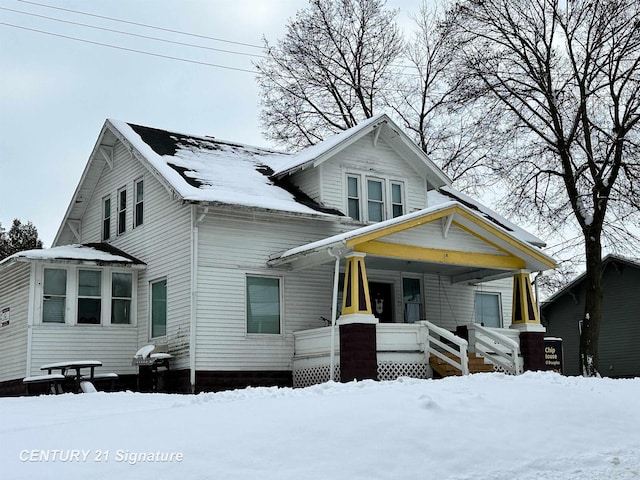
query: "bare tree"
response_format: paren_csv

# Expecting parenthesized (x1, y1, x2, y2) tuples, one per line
(446, 0, 640, 376)
(255, 0, 402, 148)
(385, 1, 495, 190)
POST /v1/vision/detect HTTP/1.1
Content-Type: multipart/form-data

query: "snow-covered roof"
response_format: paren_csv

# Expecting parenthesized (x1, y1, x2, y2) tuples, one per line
(0, 243, 145, 268)
(108, 120, 341, 217)
(271, 113, 452, 188)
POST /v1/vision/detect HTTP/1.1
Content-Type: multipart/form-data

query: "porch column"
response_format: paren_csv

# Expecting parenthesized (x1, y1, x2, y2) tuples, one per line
(510, 271, 545, 371)
(337, 252, 378, 382)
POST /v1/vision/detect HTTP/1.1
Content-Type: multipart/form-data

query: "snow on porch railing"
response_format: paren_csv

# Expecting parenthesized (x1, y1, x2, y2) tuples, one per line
(467, 324, 522, 376)
(420, 321, 469, 376)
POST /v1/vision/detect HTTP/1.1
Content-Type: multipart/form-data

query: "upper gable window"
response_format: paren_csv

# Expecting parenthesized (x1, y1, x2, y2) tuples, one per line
(346, 174, 405, 223)
(117, 187, 127, 235)
(391, 182, 404, 218)
(102, 196, 111, 241)
(367, 179, 385, 222)
(134, 178, 144, 228)
(347, 175, 361, 221)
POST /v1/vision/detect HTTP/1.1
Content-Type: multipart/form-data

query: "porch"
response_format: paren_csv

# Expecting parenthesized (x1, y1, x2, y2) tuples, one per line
(292, 321, 523, 387)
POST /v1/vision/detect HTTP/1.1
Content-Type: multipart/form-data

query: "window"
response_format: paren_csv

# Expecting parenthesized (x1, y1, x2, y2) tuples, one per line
(78, 270, 102, 324)
(102, 197, 111, 241)
(367, 179, 384, 222)
(391, 182, 404, 218)
(43, 268, 66, 323)
(475, 292, 502, 328)
(134, 178, 144, 227)
(246, 276, 281, 334)
(151, 279, 167, 337)
(118, 187, 127, 235)
(111, 272, 132, 324)
(403, 277, 423, 323)
(347, 175, 361, 221)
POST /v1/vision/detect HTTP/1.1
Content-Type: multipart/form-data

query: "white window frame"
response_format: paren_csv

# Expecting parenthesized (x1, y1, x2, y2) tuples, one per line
(390, 181, 405, 218)
(474, 291, 503, 328)
(102, 196, 111, 241)
(42, 268, 67, 323)
(402, 275, 423, 324)
(117, 186, 127, 235)
(134, 177, 144, 228)
(366, 177, 386, 222)
(37, 265, 137, 327)
(150, 278, 167, 339)
(245, 274, 283, 336)
(345, 173, 407, 223)
(346, 174, 361, 221)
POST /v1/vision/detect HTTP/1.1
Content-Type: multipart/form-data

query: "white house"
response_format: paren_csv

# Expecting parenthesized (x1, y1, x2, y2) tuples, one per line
(0, 114, 555, 395)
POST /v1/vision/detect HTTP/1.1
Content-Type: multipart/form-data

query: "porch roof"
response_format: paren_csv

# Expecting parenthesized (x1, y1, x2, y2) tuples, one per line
(268, 198, 556, 283)
(0, 243, 146, 269)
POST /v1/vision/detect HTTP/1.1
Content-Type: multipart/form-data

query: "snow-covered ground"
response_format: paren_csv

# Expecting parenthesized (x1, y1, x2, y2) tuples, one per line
(2, 372, 639, 480)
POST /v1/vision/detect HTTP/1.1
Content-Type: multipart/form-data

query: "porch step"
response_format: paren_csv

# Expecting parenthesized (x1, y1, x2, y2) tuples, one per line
(429, 352, 495, 378)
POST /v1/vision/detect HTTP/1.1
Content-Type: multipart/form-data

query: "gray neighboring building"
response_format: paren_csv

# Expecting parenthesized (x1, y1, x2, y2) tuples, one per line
(541, 255, 640, 377)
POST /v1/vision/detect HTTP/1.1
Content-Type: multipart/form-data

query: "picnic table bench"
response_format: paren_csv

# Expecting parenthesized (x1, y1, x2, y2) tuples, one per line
(23, 373, 66, 395)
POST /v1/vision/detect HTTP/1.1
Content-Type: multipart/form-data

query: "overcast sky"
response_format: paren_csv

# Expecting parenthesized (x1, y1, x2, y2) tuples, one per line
(0, 0, 421, 247)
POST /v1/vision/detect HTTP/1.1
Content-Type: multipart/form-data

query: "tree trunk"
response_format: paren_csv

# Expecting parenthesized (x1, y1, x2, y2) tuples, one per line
(579, 230, 603, 377)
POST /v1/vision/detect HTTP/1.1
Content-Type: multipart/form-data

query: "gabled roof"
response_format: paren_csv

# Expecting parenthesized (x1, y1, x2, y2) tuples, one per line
(54, 119, 344, 244)
(542, 254, 640, 307)
(269, 191, 556, 278)
(0, 243, 146, 269)
(272, 113, 452, 188)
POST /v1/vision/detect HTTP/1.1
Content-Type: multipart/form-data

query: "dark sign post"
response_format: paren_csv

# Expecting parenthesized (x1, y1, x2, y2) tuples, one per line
(544, 337, 563, 374)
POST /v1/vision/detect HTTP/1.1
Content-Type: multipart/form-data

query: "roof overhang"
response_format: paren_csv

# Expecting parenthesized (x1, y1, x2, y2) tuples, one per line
(268, 203, 556, 283)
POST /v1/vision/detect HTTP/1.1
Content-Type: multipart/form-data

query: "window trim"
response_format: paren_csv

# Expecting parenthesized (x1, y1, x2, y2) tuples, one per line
(346, 174, 361, 221)
(474, 291, 503, 328)
(345, 173, 407, 223)
(366, 177, 385, 222)
(117, 186, 127, 235)
(111, 271, 133, 325)
(245, 274, 283, 336)
(37, 265, 137, 327)
(42, 268, 67, 324)
(150, 278, 167, 339)
(77, 269, 103, 325)
(134, 177, 144, 228)
(102, 196, 111, 241)
(390, 181, 405, 218)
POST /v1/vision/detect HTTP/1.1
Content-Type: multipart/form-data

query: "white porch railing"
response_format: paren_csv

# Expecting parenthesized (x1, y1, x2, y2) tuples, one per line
(420, 321, 469, 376)
(467, 323, 522, 376)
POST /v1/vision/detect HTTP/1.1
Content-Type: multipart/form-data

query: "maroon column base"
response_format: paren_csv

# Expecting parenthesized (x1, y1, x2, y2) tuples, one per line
(520, 331, 546, 371)
(339, 323, 378, 382)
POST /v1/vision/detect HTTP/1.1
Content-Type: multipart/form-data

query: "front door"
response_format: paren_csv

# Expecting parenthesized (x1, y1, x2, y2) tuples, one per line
(369, 282, 393, 323)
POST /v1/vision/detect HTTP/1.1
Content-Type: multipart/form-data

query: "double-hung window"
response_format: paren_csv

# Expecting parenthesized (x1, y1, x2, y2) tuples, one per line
(391, 182, 404, 218)
(111, 272, 132, 324)
(43, 268, 67, 323)
(102, 197, 111, 241)
(367, 178, 385, 222)
(117, 187, 127, 235)
(475, 292, 502, 328)
(347, 175, 361, 221)
(151, 279, 167, 337)
(134, 178, 144, 227)
(403, 277, 423, 323)
(77, 269, 102, 324)
(246, 275, 281, 334)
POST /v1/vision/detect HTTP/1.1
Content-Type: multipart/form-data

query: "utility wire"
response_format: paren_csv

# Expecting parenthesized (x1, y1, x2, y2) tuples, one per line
(0, 21, 259, 73)
(16, 0, 264, 49)
(0, 5, 266, 58)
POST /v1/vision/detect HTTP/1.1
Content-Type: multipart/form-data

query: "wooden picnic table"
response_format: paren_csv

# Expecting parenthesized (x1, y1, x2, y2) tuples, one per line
(40, 360, 103, 393)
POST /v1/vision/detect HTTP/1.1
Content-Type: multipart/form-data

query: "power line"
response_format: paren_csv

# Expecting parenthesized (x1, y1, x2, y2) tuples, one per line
(0, 21, 259, 73)
(16, 0, 264, 49)
(0, 5, 266, 58)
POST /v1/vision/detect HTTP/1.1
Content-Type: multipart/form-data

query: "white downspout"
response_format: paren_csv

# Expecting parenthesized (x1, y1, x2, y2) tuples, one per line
(328, 247, 341, 382)
(190, 205, 208, 392)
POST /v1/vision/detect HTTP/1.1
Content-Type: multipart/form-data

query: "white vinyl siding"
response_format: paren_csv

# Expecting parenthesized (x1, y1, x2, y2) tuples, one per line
(0, 262, 30, 383)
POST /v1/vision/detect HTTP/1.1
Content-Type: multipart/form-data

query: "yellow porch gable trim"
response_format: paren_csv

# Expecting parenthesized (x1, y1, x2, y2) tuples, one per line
(345, 206, 459, 247)
(344, 205, 556, 270)
(354, 241, 526, 270)
(341, 253, 373, 315)
(454, 210, 556, 269)
(512, 272, 541, 324)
